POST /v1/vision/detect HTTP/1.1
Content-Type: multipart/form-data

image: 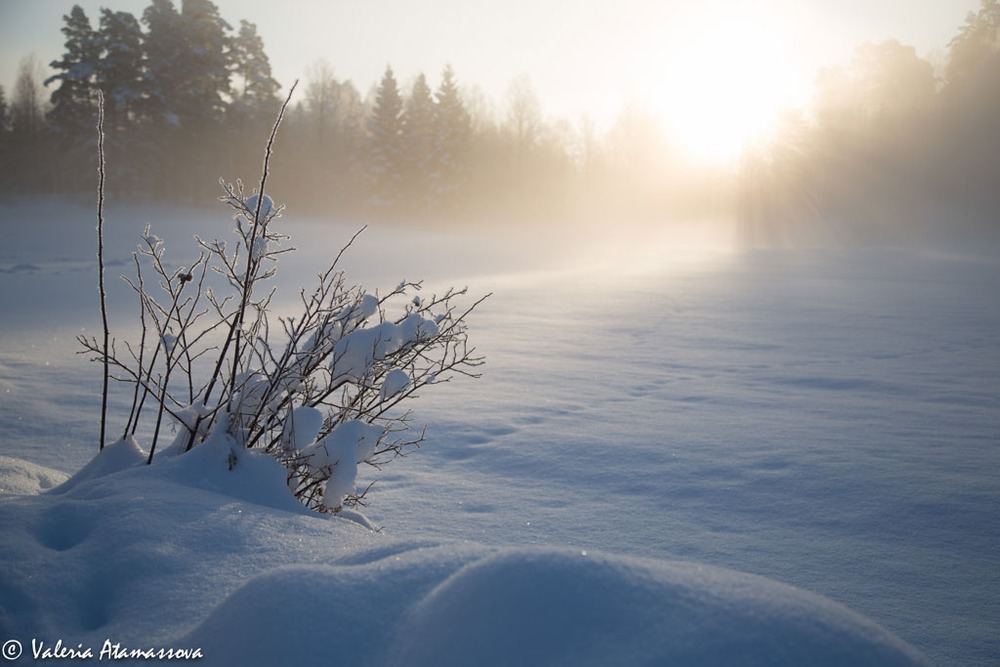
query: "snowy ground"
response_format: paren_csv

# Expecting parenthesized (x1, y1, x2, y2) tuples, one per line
(1, 198, 998, 665)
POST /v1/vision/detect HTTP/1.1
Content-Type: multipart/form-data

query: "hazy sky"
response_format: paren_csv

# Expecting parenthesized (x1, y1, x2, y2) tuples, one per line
(0, 0, 981, 157)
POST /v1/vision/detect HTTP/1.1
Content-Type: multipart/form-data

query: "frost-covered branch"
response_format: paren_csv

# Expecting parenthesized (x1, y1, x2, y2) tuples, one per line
(95, 90, 110, 451)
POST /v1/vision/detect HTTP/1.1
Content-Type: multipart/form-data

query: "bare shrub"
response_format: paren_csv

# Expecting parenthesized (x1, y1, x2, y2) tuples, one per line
(79, 85, 487, 513)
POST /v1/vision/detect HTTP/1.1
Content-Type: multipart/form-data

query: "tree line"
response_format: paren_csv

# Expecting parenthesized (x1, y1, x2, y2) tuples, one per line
(2, 0, 999, 241)
(0, 1, 282, 201)
(739, 0, 1000, 246)
(0, 0, 720, 225)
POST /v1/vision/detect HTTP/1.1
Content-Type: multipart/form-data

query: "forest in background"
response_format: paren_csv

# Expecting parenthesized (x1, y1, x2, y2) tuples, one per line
(0, 0, 999, 246)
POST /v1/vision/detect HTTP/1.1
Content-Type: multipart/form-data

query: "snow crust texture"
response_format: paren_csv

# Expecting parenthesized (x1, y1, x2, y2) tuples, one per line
(0, 454, 929, 667)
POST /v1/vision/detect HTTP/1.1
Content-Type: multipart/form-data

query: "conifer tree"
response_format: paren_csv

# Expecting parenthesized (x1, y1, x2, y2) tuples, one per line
(229, 19, 281, 129)
(179, 0, 232, 127)
(140, 0, 186, 196)
(402, 72, 436, 210)
(142, 0, 233, 198)
(45, 6, 100, 151)
(96, 9, 143, 134)
(366, 65, 405, 209)
(430, 65, 472, 209)
(95, 8, 144, 192)
(140, 0, 185, 125)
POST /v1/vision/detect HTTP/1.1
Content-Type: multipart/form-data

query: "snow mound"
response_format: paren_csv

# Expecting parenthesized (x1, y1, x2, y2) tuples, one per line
(0, 447, 930, 667)
(0, 456, 68, 495)
(183, 544, 931, 667)
(388, 549, 930, 667)
(49, 436, 146, 495)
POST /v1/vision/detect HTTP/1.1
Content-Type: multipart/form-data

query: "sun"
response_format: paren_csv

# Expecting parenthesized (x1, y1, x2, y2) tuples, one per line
(634, 10, 804, 164)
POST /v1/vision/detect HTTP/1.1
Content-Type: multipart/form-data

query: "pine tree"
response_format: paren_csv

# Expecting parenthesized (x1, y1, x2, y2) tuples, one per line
(142, 0, 233, 132)
(402, 72, 436, 210)
(178, 0, 232, 127)
(430, 64, 472, 210)
(366, 65, 405, 209)
(229, 20, 281, 132)
(94, 8, 144, 193)
(45, 6, 100, 151)
(140, 0, 185, 196)
(96, 9, 143, 134)
(142, 0, 234, 199)
(141, 0, 185, 125)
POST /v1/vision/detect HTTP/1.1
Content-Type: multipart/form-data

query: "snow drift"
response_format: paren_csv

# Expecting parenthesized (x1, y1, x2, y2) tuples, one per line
(0, 442, 929, 666)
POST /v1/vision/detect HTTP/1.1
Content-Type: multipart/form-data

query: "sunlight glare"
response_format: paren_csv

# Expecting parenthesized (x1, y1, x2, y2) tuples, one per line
(635, 8, 803, 164)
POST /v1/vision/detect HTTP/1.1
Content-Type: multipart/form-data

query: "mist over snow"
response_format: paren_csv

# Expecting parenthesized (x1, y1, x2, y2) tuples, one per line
(1, 198, 998, 665)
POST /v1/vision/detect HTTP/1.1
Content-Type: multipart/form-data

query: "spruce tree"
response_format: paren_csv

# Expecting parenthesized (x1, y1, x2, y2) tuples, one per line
(402, 72, 436, 210)
(430, 64, 472, 209)
(366, 65, 405, 209)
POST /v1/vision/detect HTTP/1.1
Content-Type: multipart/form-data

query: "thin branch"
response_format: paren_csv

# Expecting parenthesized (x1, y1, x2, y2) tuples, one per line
(95, 90, 110, 451)
(187, 80, 298, 452)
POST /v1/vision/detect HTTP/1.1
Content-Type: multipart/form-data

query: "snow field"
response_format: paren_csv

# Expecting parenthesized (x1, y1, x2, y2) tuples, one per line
(2, 199, 999, 664)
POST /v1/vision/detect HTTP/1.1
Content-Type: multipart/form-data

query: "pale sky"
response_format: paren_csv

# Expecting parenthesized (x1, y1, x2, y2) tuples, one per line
(0, 0, 980, 156)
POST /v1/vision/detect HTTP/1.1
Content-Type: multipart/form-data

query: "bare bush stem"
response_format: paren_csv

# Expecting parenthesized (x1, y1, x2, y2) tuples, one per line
(96, 90, 110, 451)
(184, 81, 298, 453)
